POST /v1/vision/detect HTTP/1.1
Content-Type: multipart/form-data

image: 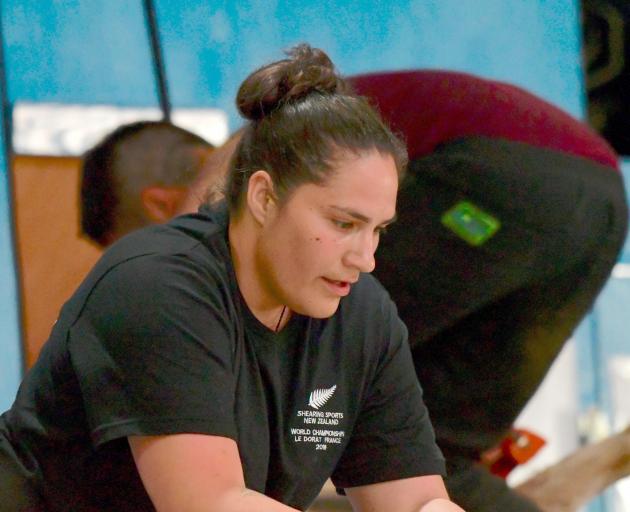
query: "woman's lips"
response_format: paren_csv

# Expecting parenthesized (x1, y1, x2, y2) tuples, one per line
(322, 277, 351, 296)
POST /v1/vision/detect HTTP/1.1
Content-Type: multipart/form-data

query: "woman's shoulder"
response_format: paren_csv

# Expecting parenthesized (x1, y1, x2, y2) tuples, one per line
(101, 207, 229, 278)
(58, 212, 235, 330)
(111, 205, 228, 262)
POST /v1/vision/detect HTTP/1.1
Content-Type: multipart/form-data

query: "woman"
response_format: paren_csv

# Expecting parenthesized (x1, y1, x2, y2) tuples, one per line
(0, 45, 463, 511)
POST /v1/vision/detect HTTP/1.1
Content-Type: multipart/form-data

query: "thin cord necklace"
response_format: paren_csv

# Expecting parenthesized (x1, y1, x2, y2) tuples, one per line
(274, 305, 287, 332)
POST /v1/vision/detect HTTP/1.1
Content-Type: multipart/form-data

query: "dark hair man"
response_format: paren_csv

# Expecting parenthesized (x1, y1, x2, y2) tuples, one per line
(80, 120, 213, 247)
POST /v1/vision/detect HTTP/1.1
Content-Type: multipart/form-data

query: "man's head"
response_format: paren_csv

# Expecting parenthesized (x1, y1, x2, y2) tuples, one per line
(80, 120, 213, 247)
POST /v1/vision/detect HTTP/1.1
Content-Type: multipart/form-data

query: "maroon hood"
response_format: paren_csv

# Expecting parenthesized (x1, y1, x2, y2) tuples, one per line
(349, 70, 619, 170)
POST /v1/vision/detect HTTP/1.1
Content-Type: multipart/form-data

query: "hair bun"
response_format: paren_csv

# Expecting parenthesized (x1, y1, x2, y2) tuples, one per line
(237, 44, 352, 121)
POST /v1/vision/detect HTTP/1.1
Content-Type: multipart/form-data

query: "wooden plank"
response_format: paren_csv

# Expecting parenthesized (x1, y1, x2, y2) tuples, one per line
(11, 155, 101, 367)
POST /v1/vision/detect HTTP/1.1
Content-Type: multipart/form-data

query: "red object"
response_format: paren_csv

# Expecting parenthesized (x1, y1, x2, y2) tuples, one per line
(350, 70, 619, 170)
(480, 428, 547, 478)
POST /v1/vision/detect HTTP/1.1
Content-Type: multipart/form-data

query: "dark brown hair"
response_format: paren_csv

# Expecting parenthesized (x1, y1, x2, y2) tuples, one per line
(225, 44, 407, 212)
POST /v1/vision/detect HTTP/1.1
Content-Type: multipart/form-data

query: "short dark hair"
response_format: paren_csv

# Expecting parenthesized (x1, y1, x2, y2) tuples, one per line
(81, 121, 211, 246)
(226, 44, 408, 212)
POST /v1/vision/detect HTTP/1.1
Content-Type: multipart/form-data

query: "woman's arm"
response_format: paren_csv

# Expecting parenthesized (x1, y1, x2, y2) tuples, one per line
(345, 475, 465, 512)
(129, 434, 300, 512)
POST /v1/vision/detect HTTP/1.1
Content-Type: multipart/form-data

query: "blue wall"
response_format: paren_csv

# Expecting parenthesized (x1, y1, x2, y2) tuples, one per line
(3, 1, 158, 106)
(154, 0, 585, 126)
(0, 129, 22, 412)
(0, 1, 588, 408)
(2, 1, 584, 123)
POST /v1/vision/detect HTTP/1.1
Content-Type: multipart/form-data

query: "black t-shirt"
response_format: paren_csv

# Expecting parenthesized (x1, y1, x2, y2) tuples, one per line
(0, 206, 444, 511)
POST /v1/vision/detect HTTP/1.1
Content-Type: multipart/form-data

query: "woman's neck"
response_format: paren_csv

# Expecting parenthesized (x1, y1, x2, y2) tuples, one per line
(228, 214, 290, 332)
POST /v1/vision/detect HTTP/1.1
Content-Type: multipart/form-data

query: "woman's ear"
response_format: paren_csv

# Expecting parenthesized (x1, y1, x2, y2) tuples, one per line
(246, 170, 276, 225)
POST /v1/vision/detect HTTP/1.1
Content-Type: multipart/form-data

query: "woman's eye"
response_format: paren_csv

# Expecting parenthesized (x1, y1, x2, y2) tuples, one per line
(333, 220, 354, 230)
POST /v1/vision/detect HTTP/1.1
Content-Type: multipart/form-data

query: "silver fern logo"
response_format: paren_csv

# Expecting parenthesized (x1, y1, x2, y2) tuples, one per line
(308, 385, 337, 409)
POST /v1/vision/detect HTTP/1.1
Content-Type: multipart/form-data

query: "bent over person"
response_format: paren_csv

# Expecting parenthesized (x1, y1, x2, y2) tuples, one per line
(349, 70, 628, 511)
(0, 47, 464, 511)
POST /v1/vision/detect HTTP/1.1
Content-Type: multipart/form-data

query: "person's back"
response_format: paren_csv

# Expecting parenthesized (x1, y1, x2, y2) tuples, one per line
(351, 70, 628, 511)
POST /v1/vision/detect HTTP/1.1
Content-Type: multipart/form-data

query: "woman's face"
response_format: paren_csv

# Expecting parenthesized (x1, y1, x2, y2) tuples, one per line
(255, 149, 399, 318)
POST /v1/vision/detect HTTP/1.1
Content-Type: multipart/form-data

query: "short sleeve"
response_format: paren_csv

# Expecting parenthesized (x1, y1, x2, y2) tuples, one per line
(68, 250, 238, 447)
(331, 299, 445, 488)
